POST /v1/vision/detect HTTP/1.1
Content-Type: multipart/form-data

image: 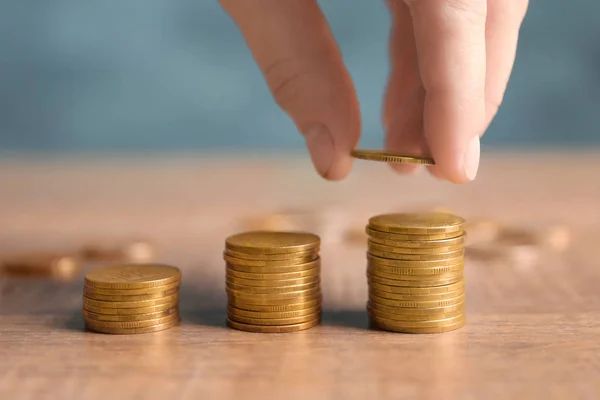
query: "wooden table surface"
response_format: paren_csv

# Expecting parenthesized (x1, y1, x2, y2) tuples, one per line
(1, 152, 600, 399)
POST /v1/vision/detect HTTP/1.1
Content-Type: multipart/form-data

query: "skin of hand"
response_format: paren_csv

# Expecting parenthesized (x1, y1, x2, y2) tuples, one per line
(219, 0, 529, 184)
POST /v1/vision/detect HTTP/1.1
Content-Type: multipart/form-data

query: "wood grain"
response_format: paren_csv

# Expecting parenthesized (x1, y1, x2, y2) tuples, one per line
(1, 152, 600, 399)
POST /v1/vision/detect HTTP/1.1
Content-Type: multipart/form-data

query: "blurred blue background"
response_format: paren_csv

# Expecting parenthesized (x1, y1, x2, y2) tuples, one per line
(0, 0, 598, 153)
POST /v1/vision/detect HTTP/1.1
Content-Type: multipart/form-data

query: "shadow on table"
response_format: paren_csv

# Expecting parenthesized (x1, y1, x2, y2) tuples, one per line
(321, 309, 369, 330)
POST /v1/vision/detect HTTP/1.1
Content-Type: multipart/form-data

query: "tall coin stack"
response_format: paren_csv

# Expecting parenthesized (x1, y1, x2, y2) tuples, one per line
(83, 264, 181, 334)
(224, 231, 322, 333)
(366, 213, 466, 333)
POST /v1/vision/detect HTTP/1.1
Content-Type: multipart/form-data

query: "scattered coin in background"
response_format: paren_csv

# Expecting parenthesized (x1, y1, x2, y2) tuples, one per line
(80, 239, 156, 263)
(0, 253, 82, 281)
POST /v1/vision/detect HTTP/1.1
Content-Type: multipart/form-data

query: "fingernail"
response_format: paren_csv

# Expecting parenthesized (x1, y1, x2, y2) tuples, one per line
(302, 124, 334, 179)
(464, 136, 480, 181)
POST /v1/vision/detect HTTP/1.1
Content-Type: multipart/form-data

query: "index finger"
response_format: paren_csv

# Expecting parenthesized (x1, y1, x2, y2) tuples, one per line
(405, 0, 487, 183)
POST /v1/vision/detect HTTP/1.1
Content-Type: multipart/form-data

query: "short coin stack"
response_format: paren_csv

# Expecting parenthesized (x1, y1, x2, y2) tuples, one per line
(83, 264, 181, 334)
(224, 231, 322, 333)
(366, 213, 466, 333)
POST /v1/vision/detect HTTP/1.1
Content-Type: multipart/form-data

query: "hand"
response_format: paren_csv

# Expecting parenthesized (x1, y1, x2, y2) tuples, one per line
(220, 0, 529, 183)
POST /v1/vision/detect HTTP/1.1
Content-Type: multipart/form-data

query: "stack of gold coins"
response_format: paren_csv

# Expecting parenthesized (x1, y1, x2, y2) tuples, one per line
(224, 231, 322, 333)
(82, 264, 181, 334)
(366, 213, 466, 334)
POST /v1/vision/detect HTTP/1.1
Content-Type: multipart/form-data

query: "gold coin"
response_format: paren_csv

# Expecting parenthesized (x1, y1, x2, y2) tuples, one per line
(85, 317, 180, 334)
(367, 270, 463, 287)
(367, 253, 464, 268)
(226, 280, 320, 294)
(226, 267, 320, 281)
(371, 318, 465, 334)
(369, 313, 465, 329)
(223, 253, 317, 267)
(368, 235, 465, 248)
(366, 302, 463, 321)
(368, 249, 464, 261)
(368, 240, 463, 255)
(368, 300, 464, 315)
(369, 292, 464, 308)
(83, 286, 179, 301)
(1, 252, 82, 280)
(226, 286, 320, 300)
(82, 307, 178, 322)
(226, 317, 320, 333)
(224, 248, 319, 261)
(350, 149, 435, 165)
(368, 212, 464, 235)
(225, 231, 320, 255)
(369, 282, 464, 300)
(83, 293, 179, 309)
(85, 264, 181, 290)
(83, 301, 179, 315)
(227, 292, 322, 306)
(82, 281, 181, 296)
(367, 277, 464, 294)
(369, 285, 464, 301)
(84, 312, 179, 329)
(228, 311, 321, 326)
(367, 261, 464, 276)
(228, 298, 321, 313)
(226, 258, 320, 274)
(226, 274, 319, 287)
(366, 227, 462, 241)
(227, 305, 320, 319)
(80, 239, 155, 262)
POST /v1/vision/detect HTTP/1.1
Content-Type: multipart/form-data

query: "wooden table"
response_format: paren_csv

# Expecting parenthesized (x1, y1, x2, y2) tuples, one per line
(1, 152, 600, 399)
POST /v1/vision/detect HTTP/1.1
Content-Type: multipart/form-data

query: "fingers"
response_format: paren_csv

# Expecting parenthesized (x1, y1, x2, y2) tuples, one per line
(405, 0, 487, 183)
(383, 0, 427, 175)
(220, 0, 360, 180)
(484, 0, 529, 127)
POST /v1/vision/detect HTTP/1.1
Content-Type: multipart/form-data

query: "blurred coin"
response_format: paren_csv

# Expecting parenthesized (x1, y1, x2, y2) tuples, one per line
(82, 281, 180, 296)
(223, 253, 317, 267)
(368, 240, 463, 255)
(226, 267, 320, 281)
(83, 293, 179, 309)
(368, 248, 464, 261)
(367, 253, 464, 268)
(368, 213, 464, 235)
(82, 307, 178, 322)
(224, 248, 318, 261)
(225, 231, 320, 255)
(84, 312, 179, 329)
(85, 318, 180, 334)
(81, 239, 155, 262)
(366, 227, 462, 241)
(226, 280, 319, 294)
(83, 286, 179, 302)
(366, 276, 464, 293)
(226, 258, 320, 274)
(351, 150, 435, 165)
(228, 298, 321, 313)
(227, 305, 320, 319)
(0, 252, 82, 280)
(369, 313, 465, 328)
(226, 318, 320, 333)
(369, 300, 465, 315)
(369, 292, 464, 308)
(368, 235, 465, 248)
(83, 301, 178, 315)
(227, 311, 320, 326)
(367, 270, 463, 287)
(226, 274, 319, 287)
(85, 264, 181, 290)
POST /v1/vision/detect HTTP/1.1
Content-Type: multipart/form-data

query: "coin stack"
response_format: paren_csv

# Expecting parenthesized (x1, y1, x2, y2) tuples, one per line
(224, 231, 322, 333)
(366, 213, 466, 334)
(82, 264, 181, 334)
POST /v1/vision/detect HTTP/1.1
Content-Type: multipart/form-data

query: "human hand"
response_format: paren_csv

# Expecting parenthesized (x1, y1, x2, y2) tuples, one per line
(220, 0, 529, 183)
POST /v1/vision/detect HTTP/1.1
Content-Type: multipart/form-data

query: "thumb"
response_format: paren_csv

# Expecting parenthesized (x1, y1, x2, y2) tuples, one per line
(220, 0, 361, 180)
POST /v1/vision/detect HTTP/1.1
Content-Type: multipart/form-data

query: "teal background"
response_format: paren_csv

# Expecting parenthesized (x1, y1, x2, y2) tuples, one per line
(0, 0, 598, 152)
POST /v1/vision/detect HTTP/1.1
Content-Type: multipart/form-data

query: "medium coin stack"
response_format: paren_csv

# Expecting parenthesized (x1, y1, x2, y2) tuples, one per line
(224, 231, 322, 333)
(83, 264, 181, 334)
(366, 212, 466, 334)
